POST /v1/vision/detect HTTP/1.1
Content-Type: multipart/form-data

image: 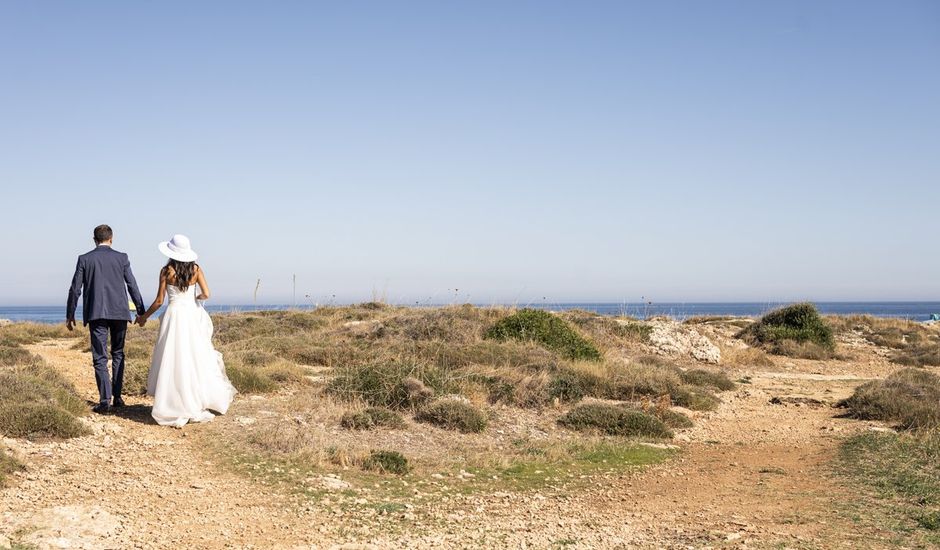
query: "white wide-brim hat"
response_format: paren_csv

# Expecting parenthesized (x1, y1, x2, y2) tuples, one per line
(158, 234, 198, 262)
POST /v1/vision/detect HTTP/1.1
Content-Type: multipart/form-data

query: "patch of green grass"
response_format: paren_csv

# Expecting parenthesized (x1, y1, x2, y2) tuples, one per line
(362, 450, 410, 475)
(340, 407, 406, 430)
(839, 431, 940, 543)
(485, 309, 602, 361)
(415, 399, 487, 433)
(839, 368, 940, 430)
(739, 303, 835, 358)
(558, 403, 673, 438)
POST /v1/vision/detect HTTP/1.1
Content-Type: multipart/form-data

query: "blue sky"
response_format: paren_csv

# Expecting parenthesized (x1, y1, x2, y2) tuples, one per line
(1, 1, 938, 305)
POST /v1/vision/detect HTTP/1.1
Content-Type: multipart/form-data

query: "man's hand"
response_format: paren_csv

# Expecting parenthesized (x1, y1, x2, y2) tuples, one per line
(66, 319, 76, 332)
(134, 315, 147, 327)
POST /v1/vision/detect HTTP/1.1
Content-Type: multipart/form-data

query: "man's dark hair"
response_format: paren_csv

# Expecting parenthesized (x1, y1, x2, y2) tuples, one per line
(93, 224, 113, 244)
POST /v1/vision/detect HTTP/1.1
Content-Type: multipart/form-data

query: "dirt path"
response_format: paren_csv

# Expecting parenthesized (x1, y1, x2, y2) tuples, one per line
(1, 339, 317, 549)
(2, 341, 891, 549)
(367, 367, 888, 548)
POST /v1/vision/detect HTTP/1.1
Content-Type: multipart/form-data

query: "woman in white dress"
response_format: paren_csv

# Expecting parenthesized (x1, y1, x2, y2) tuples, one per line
(137, 235, 237, 427)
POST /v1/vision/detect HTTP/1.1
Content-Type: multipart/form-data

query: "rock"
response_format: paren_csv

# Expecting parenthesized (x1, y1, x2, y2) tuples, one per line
(868, 426, 897, 434)
(317, 476, 353, 491)
(647, 320, 721, 364)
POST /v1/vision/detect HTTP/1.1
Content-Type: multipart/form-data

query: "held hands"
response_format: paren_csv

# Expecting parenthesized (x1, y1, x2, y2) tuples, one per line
(135, 315, 147, 327)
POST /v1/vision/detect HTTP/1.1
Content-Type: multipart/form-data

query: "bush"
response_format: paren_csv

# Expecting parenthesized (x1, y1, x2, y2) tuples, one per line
(362, 450, 410, 475)
(547, 370, 591, 403)
(740, 303, 835, 357)
(558, 403, 673, 438)
(0, 345, 42, 367)
(647, 407, 694, 429)
(891, 345, 940, 368)
(0, 402, 90, 439)
(416, 399, 487, 433)
(0, 449, 24, 486)
(671, 385, 720, 411)
(340, 407, 406, 430)
(327, 362, 457, 410)
(485, 309, 602, 361)
(680, 369, 735, 391)
(839, 368, 940, 430)
(226, 363, 277, 394)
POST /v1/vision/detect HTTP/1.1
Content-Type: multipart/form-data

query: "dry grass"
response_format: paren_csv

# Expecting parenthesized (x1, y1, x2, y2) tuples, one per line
(839, 368, 940, 430)
(722, 346, 774, 368)
(830, 315, 940, 366)
(0, 449, 24, 487)
(0, 327, 90, 440)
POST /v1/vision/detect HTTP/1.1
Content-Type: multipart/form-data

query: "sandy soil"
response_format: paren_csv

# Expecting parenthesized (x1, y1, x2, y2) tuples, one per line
(0, 336, 906, 549)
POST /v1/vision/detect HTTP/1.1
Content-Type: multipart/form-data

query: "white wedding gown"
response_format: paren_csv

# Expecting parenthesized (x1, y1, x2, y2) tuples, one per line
(147, 284, 237, 427)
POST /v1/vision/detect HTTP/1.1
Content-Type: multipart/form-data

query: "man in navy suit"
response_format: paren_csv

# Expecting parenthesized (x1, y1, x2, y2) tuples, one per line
(66, 225, 147, 413)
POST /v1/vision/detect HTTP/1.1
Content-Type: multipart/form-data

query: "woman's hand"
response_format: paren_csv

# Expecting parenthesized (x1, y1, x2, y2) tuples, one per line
(196, 294, 208, 301)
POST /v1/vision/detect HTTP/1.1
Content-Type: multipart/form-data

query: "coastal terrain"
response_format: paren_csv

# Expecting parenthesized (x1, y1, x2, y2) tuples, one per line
(1, 304, 938, 549)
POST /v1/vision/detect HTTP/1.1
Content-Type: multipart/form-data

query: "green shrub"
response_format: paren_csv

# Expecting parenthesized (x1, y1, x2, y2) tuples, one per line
(647, 407, 694, 429)
(0, 449, 24, 486)
(362, 450, 410, 474)
(547, 370, 590, 402)
(839, 368, 940, 430)
(341, 407, 406, 430)
(680, 369, 735, 391)
(740, 303, 835, 356)
(415, 399, 487, 433)
(558, 403, 673, 438)
(0, 402, 90, 439)
(226, 363, 277, 394)
(485, 309, 602, 361)
(327, 362, 457, 409)
(671, 385, 720, 411)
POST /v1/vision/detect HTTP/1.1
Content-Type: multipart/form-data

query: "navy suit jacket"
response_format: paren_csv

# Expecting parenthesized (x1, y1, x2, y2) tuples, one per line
(67, 245, 146, 325)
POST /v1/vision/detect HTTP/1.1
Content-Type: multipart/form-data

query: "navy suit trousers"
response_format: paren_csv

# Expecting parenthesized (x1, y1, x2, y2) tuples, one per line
(89, 319, 128, 404)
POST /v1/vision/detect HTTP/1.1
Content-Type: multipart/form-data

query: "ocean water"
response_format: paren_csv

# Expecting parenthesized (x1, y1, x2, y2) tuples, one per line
(2, 302, 939, 324)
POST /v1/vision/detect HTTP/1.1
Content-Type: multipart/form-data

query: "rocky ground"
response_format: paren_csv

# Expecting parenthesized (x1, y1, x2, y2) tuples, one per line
(0, 327, 919, 549)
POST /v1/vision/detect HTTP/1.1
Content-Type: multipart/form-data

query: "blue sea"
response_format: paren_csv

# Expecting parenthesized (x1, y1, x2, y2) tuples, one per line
(2, 302, 939, 324)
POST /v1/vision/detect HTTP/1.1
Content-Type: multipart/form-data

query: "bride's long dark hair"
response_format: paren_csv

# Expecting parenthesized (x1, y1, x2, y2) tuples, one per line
(166, 259, 197, 291)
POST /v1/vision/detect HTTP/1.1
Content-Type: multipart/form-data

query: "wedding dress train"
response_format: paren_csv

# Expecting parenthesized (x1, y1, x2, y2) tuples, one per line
(147, 284, 236, 427)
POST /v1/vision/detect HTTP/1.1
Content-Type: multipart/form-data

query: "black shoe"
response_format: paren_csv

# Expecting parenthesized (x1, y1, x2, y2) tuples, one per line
(112, 398, 126, 408)
(92, 403, 112, 414)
